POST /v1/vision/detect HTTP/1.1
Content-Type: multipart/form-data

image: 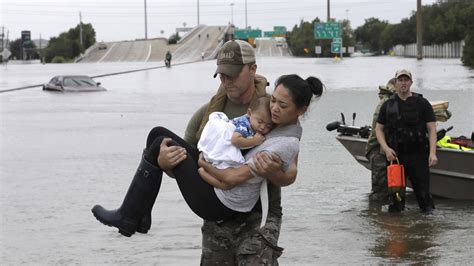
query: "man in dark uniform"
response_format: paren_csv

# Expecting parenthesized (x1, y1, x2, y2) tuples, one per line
(375, 69, 438, 213)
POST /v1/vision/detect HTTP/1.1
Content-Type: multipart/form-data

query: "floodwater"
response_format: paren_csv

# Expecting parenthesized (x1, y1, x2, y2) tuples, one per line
(1, 57, 473, 264)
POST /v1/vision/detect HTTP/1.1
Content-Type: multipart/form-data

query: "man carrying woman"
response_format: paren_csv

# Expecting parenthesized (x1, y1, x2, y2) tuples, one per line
(91, 40, 324, 264)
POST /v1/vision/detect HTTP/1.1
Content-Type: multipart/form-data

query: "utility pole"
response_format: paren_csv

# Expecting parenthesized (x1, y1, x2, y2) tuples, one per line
(39, 33, 42, 63)
(1, 26, 4, 50)
(230, 3, 234, 25)
(144, 0, 148, 40)
(416, 0, 423, 60)
(327, 0, 330, 22)
(197, 0, 200, 25)
(245, 0, 248, 29)
(79, 12, 83, 48)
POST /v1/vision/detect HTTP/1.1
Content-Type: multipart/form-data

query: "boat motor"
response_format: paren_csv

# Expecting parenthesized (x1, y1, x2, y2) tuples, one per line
(326, 112, 371, 138)
(437, 126, 453, 141)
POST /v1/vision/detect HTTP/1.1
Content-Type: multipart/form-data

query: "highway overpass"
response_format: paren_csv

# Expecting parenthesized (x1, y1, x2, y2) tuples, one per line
(77, 25, 291, 64)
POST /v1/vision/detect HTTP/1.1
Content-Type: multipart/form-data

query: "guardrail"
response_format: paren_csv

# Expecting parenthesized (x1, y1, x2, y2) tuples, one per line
(393, 41, 465, 58)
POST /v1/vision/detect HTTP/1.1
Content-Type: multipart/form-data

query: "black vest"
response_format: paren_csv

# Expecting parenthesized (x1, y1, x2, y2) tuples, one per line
(384, 93, 428, 152)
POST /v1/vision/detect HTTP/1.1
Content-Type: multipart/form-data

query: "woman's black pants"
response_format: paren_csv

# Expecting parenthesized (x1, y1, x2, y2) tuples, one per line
(145, 126, 238, 221)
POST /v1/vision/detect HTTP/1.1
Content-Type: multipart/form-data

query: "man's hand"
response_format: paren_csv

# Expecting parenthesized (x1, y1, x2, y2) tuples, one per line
(157, 138, 187, 171)
(250, 152, 283, 178)
(429, 152, 438, 167)
(383, 147, 397, 162)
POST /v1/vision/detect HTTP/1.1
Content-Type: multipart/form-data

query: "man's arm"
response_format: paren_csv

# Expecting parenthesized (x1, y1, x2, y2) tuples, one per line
(375, 122, 396, 161)
(158, 104, 207, 177)
(157, 138, 187, 177)
(426, 121, 438, 166)
(184, 104, 208, 147)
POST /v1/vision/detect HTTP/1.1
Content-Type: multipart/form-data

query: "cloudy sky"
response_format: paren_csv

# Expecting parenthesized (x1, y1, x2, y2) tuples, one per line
(2, 0, 438, 42)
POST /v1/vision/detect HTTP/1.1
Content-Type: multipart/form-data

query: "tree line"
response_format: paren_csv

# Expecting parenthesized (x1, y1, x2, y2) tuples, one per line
(4, 23, 185, 63)
(6, 23, 96, 63)
(4, 1, 473, 67)
(287, 0, 474, 67)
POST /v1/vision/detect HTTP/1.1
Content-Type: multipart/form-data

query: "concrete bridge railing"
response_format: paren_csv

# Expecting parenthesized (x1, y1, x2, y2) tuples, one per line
(393, 41, 465, 58)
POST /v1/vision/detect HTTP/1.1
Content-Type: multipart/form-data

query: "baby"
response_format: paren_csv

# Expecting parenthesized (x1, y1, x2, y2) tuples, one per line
(198, 95, 274, 170)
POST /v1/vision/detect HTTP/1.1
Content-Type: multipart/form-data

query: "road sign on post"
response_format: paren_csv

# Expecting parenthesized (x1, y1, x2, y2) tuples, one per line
(315, 46, 322, 54)
(314, 23, 341, 39)
(2, 48, 12, 60)
(331, 42, 342, 53)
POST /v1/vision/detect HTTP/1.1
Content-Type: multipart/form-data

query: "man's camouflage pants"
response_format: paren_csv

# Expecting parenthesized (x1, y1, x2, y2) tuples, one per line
(367, 149, 389, 202)
(200, 212, 283, 265)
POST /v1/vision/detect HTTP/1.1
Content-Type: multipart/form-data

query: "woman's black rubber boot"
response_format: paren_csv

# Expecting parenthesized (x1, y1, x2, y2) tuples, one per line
(91, 153, 162, 237)
(136, 184, 160, 234)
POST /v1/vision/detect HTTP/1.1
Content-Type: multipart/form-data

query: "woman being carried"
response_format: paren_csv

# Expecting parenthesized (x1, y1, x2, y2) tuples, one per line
(91, 74, 323, 237)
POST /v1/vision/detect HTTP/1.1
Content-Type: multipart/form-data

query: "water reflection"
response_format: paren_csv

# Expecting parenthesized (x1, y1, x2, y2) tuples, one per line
(364, 198, 440, 264)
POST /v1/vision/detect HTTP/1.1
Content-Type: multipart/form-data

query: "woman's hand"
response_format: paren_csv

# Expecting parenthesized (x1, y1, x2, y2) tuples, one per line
(197, 153, 212, 168)
(157, 138, 187, 171)
(251, 151, 283, 178)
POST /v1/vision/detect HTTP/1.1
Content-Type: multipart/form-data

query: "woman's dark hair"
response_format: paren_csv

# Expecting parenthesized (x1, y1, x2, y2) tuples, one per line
(274, 74, 323, 108)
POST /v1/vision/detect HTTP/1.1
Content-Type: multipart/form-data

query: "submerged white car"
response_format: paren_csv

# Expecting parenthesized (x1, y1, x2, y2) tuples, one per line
(43, 75, 106, 92)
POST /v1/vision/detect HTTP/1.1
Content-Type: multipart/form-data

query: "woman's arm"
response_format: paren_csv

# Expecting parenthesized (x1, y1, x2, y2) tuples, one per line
(198, 168, 234, 190)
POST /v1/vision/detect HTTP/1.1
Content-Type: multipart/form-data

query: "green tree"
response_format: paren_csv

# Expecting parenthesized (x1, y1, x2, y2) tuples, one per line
(8, 38, 37, 60)
(379, 24, 394, 54)
(8, 39, 22, 59)
(67, 23, 96, 51)
(391, 17, 416, 45)
(287, 18, 355, 57)
(461, 2, 474, 67)
(168, 33, 181, 44)
(43, 23, 96, 63)
(341, 19, 355, 48)
(44, 37, 74, 62)
(354, 18, 389, 54)
(288, 19, 318, 57)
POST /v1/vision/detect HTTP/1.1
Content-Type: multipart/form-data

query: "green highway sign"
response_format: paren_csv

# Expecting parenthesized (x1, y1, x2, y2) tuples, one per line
(331, 42, 342, 53)
(234, 29, 262, 39)
(314, 23, 341, 39)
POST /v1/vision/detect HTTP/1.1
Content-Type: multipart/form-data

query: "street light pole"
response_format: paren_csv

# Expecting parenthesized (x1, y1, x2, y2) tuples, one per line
(197, 0, 200, 25)
(416, 0, 423, 60)
(245, 0, 247, 29)
(79, 11, 83, 48)
(144, 0, 148, 40)
(230, 3, 235, 25)
(327, 0, 330, 22)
